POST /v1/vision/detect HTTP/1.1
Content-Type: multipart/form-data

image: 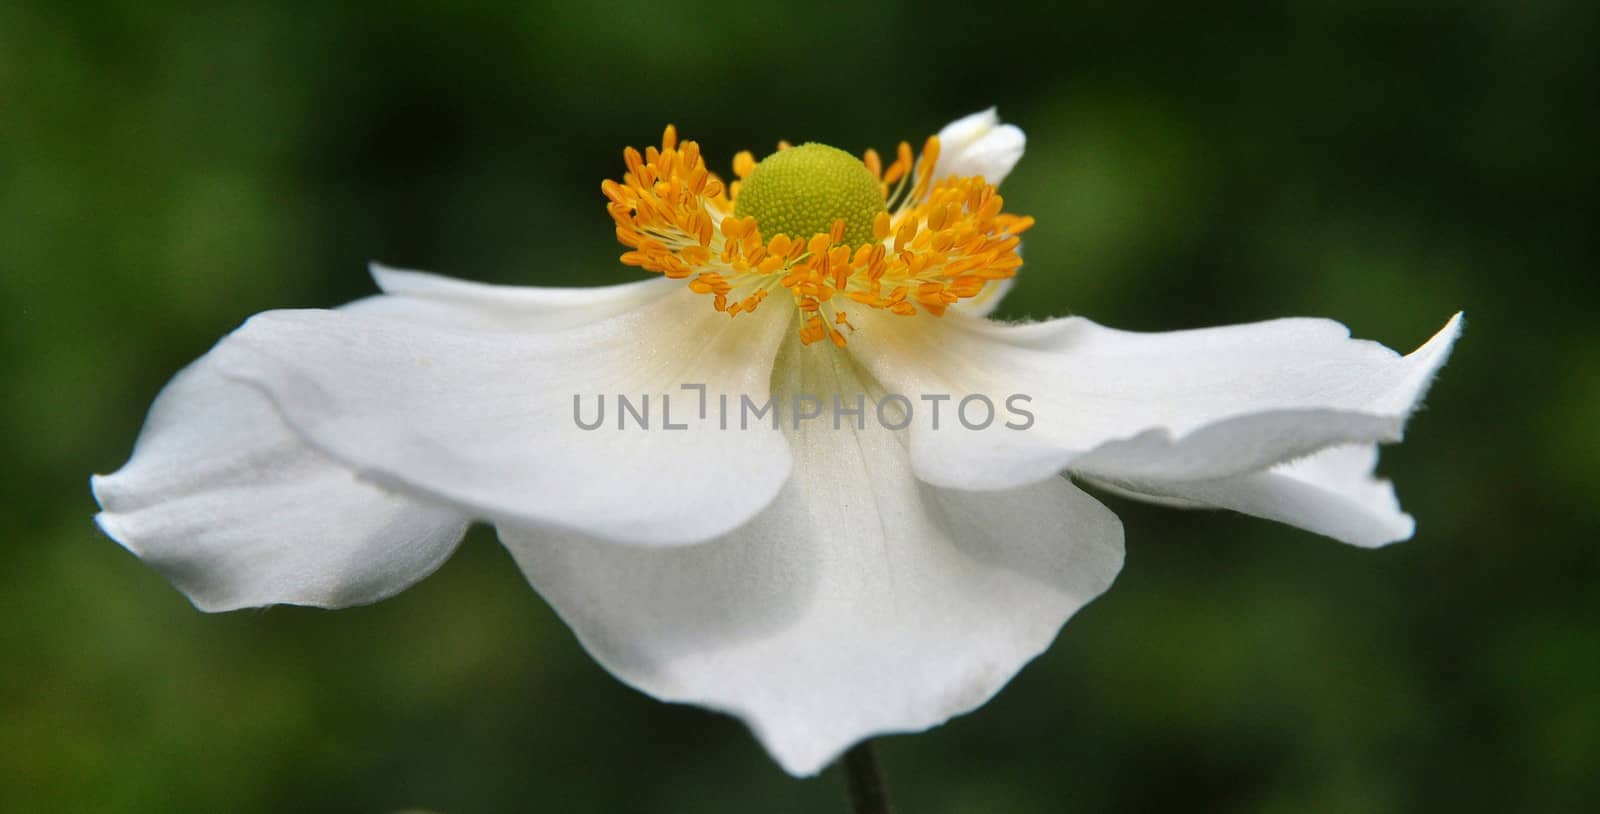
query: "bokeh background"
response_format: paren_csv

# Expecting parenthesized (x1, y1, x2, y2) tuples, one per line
(3, 1, 1596, 811)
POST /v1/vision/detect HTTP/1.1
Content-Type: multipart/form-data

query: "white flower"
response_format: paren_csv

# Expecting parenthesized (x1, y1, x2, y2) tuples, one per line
(92, 108, 1461, 776)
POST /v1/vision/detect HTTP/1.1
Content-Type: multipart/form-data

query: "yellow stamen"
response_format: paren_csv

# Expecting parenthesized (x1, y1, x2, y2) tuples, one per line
(603, 124, 1031, 345)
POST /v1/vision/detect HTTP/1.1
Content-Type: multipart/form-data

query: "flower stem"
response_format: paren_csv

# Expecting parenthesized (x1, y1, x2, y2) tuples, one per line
(840, 740, 893, 814)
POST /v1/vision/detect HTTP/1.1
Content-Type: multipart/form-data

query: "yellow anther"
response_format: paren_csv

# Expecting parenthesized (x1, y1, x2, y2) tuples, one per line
(895, 221, 918, 252)
(733, 151, 756, 179)
(863, 148, 882, 180)
(807, 233, 832, 257)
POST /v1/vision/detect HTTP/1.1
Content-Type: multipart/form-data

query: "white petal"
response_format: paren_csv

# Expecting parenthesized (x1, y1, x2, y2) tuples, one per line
(206, 286, 794, 546)
(848, 310, 1462, 491)
(93, 357, 469, 612)
(948, 276, 1016, 318)
(93, 271, 701, 609)
(365, 263, 677, 331)
(498, 340, 1124, 776)
(1088, 444, 1414, 547)
(931, 107, 1027, 186)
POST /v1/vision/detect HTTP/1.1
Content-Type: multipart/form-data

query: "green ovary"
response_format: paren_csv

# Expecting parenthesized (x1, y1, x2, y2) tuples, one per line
(733, 143, 886, 247)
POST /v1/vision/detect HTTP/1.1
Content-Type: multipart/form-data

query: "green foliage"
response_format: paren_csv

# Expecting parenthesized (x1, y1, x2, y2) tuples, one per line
(2, 0, 1595, 811)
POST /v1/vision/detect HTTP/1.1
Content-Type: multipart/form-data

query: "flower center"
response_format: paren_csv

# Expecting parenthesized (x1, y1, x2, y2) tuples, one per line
(603, 124, 1034, 346)
(732, 144, 887, 248)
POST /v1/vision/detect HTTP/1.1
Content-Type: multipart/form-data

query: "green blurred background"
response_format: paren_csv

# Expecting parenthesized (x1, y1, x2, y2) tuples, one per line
(3, 1, 1596, 811)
